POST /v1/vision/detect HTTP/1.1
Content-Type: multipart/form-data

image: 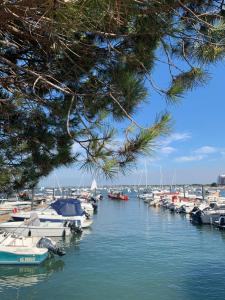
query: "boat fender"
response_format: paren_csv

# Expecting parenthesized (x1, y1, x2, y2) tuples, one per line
(12, 207, 18, 213)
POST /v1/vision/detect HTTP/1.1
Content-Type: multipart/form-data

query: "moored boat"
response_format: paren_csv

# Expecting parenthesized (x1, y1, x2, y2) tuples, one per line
(11, 198, 92, 228)
(0, 233, 64, 265)
(0, 212, 74, 237)
(108, 192, 128, 201)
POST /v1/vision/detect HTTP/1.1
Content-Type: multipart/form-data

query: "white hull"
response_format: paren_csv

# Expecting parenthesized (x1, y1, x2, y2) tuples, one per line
(80, 202, 94, 214)
(0, 221, 71, 237)
(201, 212, 225, 224)
(11, 209, 92, 228)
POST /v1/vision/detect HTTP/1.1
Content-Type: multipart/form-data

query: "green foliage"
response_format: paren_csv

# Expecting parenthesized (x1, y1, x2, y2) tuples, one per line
(117, 113, 171, 169)
(166, 68, 209, 101)
(195, 44, 225, 64)
(0, 0, 225, 190)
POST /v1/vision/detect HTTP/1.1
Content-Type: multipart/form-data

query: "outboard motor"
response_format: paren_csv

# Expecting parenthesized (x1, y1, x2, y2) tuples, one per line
(90, 197, 97, 203)
(84, 210, 91, 219)
(92, 203, 98, 213)
(37, 237, 65, 256)
(190, 206, 198, 214)
(67, 221, 82, 234)
(190, 208, 202, 225)
(89, 197, 98, 212)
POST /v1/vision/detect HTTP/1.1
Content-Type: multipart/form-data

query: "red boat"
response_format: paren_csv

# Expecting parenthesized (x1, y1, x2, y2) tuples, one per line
(108, 192, 128, 201)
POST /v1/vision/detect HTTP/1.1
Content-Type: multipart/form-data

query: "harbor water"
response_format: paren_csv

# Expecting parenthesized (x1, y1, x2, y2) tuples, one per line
(1, 191, 225, 300)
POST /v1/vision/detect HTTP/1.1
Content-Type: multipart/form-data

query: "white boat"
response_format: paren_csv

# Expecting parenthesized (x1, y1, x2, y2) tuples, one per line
(11, 209, 92, 228)
(200, 208, 225, 224)
(77, 199, 95, 215)
(190, 203, 225, 224)
(138, 193, 153, 200)
(0, 233, 64, 265)
(11, 199, 93, 228)
(0, 213, 73, 237)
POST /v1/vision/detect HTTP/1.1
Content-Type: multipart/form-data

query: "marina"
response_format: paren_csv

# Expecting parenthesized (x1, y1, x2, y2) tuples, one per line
(1, 188, 225, 299)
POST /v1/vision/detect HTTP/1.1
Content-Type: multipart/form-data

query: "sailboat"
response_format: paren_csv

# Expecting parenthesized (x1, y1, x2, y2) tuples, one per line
(90, 178, 97, 191)
(90, 178, 103, 201)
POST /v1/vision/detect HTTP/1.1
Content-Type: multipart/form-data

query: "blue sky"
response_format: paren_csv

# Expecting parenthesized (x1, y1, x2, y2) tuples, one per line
(40, 60, 225, 187)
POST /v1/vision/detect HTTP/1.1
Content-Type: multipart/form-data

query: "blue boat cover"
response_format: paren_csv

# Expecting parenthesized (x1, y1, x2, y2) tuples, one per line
(50, 198, 84, 216)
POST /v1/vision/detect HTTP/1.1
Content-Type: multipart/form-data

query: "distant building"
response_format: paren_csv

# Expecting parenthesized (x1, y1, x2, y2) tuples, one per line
(217, 174, 225, 185)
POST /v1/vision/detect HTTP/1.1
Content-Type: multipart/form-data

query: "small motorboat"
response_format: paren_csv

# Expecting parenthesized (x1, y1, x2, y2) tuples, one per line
(0, 233, 65, 265)
(11, 199, 93, 228)
(0, 213, 77, 237)
(108, 191, 128, 201)
(190, 206, 225, 224)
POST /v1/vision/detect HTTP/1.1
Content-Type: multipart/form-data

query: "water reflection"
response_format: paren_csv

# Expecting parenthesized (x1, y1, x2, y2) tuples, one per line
(53, 229, 91, 248)
(0, 232, 89, 293)
(0, 258, 65, 291)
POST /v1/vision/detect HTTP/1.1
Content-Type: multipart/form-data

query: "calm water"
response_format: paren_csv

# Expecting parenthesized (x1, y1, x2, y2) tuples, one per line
(1, 191, 225, 300)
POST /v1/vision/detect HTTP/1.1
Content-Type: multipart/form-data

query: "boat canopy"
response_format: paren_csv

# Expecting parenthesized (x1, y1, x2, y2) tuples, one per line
(51, 199, 84, 216)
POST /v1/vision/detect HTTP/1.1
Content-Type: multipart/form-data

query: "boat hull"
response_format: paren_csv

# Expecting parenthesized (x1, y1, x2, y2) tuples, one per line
(0, 250, 48, 265)
(11, 213, 83, 224)
(0, 223, 71, 237)
(201, 213, 222, 224)
(11, 213, 92, 228)
(108, 194, 128, 201)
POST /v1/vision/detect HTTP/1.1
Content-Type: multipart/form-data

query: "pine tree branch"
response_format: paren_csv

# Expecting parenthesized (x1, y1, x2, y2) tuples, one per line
(109, 92, 144, 129)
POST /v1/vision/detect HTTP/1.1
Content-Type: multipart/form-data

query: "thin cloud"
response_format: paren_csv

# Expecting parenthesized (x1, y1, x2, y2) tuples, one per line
(194, 146, 218, 154)
(160, 146, 176, 155)
(161, 132, 191, 146)
(175, 155, 205, 162)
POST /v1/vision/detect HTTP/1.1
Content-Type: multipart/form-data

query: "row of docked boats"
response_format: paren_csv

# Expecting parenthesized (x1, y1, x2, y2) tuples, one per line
(0, 192, 102, 265)
(138, 189, 225, 227)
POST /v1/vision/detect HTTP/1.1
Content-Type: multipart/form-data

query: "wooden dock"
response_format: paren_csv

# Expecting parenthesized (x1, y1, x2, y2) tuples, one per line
(0, 203, 47, 224)
(0, 213, 11, 223)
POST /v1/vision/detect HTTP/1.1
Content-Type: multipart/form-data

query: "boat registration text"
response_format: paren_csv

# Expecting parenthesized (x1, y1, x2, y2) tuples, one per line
(19, 257, 36, 263)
